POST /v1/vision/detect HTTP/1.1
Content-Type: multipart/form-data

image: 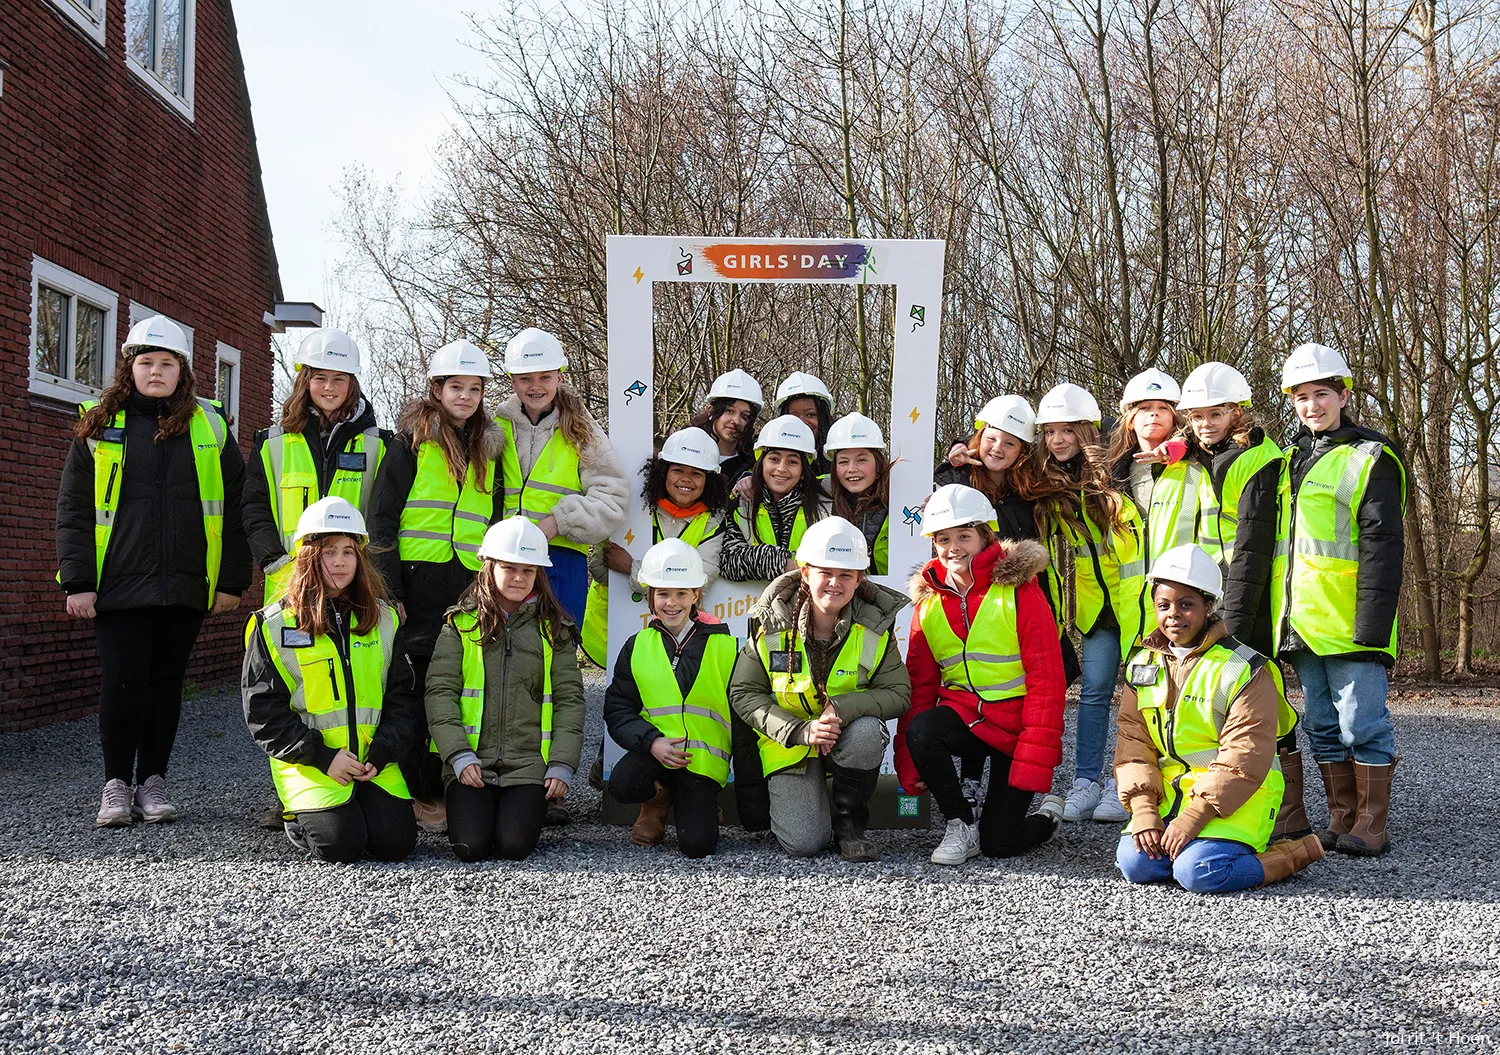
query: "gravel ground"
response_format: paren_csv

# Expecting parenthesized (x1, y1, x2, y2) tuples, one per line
(1, 675, 1497, 1055)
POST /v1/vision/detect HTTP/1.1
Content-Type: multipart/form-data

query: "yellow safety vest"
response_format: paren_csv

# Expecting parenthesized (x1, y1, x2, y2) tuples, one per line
(631, 629, 738, 785)
(496, 417, 587, 554)
(449, 609, 555, 764)
(752, 623, 889, 775)
(1195, 437, 1287, 568)
(256, 600, 409, 813)
(397, 441, 493, 571)
(1127, 637, 1293, 851)
(1272, 439, 1407, 659)
(739, 498, 809, 551)
(76, 398, 226, 604)
(915, 584, 1026, 702)
(1043, 493, 1145, 655)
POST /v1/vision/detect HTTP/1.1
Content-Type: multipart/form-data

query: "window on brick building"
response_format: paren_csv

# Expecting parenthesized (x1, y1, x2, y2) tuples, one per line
(29, 258, 118, 405)
(47, 0, 108, 45)
(215, 342, 241, 433)
(125, 0, 195, 119)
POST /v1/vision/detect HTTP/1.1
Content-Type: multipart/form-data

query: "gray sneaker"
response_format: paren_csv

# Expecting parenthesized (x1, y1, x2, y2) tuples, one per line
(133, 775, 178, 823)
(284, 820, 314, 853)
(96, 779, 134, 827)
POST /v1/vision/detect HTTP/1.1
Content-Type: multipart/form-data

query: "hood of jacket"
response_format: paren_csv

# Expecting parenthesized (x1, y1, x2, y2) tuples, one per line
(398, 400, 505, 464)
(908, 538, 1050, 608)
(750, 569, 910, 638)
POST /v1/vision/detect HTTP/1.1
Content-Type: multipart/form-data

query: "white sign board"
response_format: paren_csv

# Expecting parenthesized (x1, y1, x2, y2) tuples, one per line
(604, 236, 945, 777)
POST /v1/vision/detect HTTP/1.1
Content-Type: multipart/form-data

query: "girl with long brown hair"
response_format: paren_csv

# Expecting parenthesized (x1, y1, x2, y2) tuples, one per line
(57, 316, 250, 829)
(1031, 383, 1143, 829)
(242, 497, 418, 863)
(822, 413, 891, 575)
(424, 516, 587, 862)
(368, 339, 506, 824)
(243, 329, 390, 602)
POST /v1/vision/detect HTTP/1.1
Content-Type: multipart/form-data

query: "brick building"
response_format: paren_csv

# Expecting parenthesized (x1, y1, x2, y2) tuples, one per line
(0, 0, 282, 728)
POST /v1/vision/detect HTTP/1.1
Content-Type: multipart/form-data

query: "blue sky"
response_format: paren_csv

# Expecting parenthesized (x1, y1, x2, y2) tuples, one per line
(237, 1, 480, 308)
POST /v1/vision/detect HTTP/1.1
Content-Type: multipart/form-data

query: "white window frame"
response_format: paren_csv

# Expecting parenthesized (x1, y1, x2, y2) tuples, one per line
(129, 300, 194, 364)
(46, 0, 108, 46)
(29, 257, 119, 405)
(215, 341, 241, 432)
(124, 0, 196, 122)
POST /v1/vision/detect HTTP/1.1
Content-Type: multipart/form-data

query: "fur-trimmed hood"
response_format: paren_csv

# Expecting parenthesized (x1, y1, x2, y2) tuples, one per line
(397, 399, 506, 464)
(750, 569, 910, 638)
(908, 538, 1050, 606)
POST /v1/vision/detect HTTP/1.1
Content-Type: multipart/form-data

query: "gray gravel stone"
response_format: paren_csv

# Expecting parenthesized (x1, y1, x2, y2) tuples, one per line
(0, 674, 1496, 1054)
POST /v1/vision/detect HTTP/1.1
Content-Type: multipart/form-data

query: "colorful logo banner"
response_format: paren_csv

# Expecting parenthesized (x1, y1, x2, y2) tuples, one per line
(696, 243, 869, 279)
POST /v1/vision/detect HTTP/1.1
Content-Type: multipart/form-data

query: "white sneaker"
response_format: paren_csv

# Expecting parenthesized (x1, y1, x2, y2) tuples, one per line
(960, 777, 985, 821)
(133, 775, 178, 823)
(1034, 794, 1066, 826)
(96, 779, 134, 828)
(1090, 777, 1129, 823)
(1061, 778, 1103, 822)
(930, 817, 981, 865)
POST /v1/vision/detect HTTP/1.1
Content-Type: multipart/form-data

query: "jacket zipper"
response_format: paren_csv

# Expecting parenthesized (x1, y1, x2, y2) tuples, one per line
(498, 628, 512, 764)
(103, 464, 119, 505)
(332, 609, 358, 757)
(1156, 668, 1192, 823)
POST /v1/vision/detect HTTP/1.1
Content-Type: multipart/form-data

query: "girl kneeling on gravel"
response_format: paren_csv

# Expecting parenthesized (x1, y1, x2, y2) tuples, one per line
(895, 484, 1067, 867)
(729, 517, 911, 861)
(424, 516, 586, 862)
(242, 497, 418, 863)
(604, 539, 735, 858)
(1114, 544, 1322, 893)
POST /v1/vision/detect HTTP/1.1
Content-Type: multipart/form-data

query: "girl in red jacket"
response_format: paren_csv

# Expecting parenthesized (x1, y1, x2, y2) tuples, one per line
(895, 484, 1067, 866)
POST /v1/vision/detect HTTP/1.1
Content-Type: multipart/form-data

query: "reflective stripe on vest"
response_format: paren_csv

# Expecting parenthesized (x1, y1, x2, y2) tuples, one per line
(1128, 638, 1284, 850)
(451, 610, 555, 764)
(82, 398, 226, 604)
(1044, 493, 1146, 654)
(1272, 439, 1407, 659)
(1148, 460, 1202, 568)
(916, 584, 1026, 701)
(746, 501, 808, 551)
(631, 629, 738, 786)
(753, 623, 888, 775)
(262, 426, 384, 551)
(258, 600, 408, 812)
(496, 416, 586, 554)
(398, 441, 494, 570)
(1195, 437, 1286, 568)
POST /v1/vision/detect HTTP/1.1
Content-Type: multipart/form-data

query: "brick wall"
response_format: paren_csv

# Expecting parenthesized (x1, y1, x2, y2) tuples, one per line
(0, 0, 279, 729)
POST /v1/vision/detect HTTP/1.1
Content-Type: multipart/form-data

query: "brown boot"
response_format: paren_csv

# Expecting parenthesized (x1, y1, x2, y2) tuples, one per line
(1256, 833, 1325, 886)
(1336, 758, 1397, 856)
(1271, 749, 1312, 841)
(1315, 760, 1358, 850)
(631, 783, 670, 847)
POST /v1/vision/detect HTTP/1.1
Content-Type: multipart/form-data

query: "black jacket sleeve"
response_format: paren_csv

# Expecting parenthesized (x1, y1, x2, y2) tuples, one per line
(932, 460, 968, 489)
(216, 421, 252, 596)
(603, 636, 661, 754)
(57, 437, 98, 594)
(368, 643, 419, 773)
(241, 431, 286, 570)
(368, 435, 417, 602)
(1353, 451, 1405, 648)
(241, 614, 338, 772)
(1219, 458, 1282, 642)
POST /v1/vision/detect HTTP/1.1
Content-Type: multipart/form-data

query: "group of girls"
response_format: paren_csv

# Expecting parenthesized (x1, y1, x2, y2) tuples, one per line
(60, 324, 1404, 889)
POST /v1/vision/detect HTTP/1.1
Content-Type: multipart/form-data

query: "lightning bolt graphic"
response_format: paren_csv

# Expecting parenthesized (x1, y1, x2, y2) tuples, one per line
(632, 268, 644, 284)
(624, 529, 636, 546)
(909, 407, 921, 423)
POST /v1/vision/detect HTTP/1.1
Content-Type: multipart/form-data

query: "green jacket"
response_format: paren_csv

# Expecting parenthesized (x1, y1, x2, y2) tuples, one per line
(425, 601, 586, 788)
(729, 571, 911, 774)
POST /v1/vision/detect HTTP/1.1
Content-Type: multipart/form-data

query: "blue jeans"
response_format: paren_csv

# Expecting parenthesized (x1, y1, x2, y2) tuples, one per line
(1288, 652, 1396, 764)
(546, 545, 589, 627)
(1116, 835, 1264, 894)
(1074, 626, 1121, 782)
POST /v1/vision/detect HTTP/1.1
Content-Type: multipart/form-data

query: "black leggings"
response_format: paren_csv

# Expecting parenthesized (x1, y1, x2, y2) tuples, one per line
(903, 706, 1055, 859)
(445, 782, 548, 861)
(610, 750, 721, 858)
(401, 655, 445, 804)
(293, 781, 418, 864)
(95, 606, 205, 784)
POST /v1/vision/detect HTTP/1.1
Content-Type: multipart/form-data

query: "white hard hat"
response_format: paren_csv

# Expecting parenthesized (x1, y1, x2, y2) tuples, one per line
(1148, 543, 1223, 601)
(775, 371, 833, 409)
(795, 516, 870, 571)
(1282, 343, 1353, 393)
(639, 537, 707, 589)
(122, 315, 190, 359)
(707, 369, 764, 408)
(1119, 369, 1181, 412)
(477, 516, 553, 566)
(1177, 362, 1253, 411)
(294, 496, 367, 543)
(975, 395, 1036, 444)
(295, 328, 363, 377)
(823, 412, 886, 452)
(922, 484, 998, 537)
(1034, 383, 1102, 426)
(754, 414, 818, 456)
(659, 427, 721, 472)
(427, 339, 493, 379)
(503, 327, 568, 374)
